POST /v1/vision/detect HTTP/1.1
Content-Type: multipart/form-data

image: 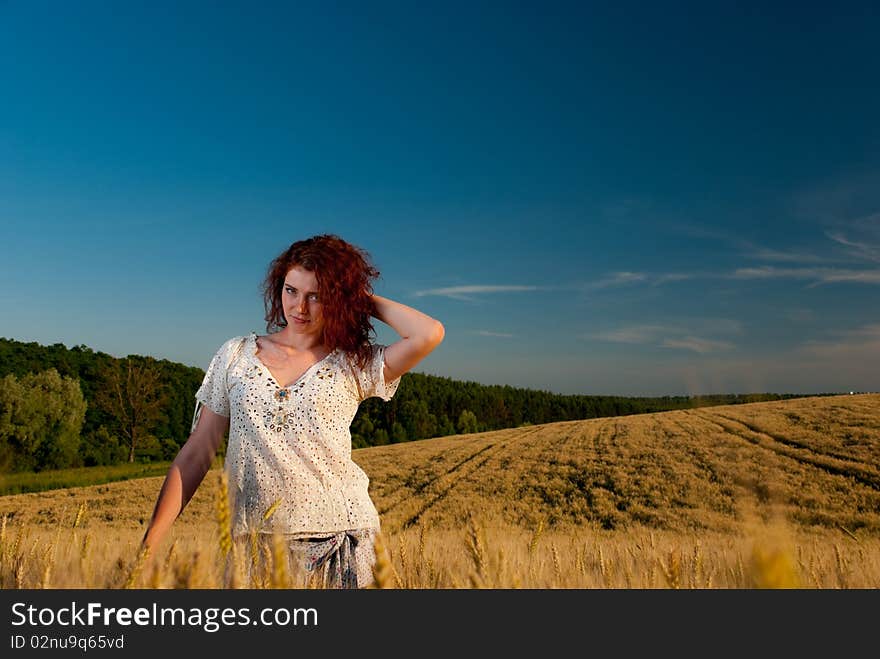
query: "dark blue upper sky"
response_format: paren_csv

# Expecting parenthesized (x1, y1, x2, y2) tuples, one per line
(2, 1, 878, 396)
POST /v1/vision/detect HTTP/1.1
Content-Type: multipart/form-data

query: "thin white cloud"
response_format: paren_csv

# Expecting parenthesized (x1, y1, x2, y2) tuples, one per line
(809, 270, 880, 286)
(588, 321, 739, 354)
(730, 266, 880, 285)
(797, 323, 880, 358)
(661, 336, 735, 354)
(745, 247, 834, 264)
(418, 260, 880, 306)
(669, 220, 855, 265)
(826, 229, 880, 264)
(827, 231, 869, 249)
(590, 325, 671, 344)
(697, 229, 835, 263)
(579, 271, 697, 289)
(793, 171, 880, 225)
(791, 171, 880, 263)
(583, 272, 648, 290)
(587, 265, 880, 290)
(471, 330, 514, 338)
(585, 266, 880, 290)
(651, 273, 695, 285)
(731, 266, 820, 280)
(413, 285, 542, 301)
(845, 324, 880, 338)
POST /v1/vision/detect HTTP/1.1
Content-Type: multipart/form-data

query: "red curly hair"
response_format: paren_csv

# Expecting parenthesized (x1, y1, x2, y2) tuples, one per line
(261, 234, 380, 371)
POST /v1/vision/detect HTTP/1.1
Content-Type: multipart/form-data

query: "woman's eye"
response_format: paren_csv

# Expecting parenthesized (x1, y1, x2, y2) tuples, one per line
(286, 287, 318, 302)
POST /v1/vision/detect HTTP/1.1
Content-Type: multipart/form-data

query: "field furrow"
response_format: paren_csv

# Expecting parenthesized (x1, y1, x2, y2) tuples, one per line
(693, 410, 880, 491)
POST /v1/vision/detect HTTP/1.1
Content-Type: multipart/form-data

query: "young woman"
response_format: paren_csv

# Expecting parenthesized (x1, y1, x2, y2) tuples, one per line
(142, 234, 444, 588)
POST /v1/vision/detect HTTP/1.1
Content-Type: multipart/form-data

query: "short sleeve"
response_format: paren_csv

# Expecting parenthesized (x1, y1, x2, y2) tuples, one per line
(194, 338, 238, 418)
(357, 343, 402, 402)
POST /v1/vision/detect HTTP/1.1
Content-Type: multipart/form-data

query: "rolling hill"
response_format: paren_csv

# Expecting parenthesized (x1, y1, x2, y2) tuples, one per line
(3, 393, 878, 538)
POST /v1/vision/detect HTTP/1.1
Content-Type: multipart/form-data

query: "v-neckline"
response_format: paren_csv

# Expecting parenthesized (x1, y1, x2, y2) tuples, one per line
(249, 332, 335, 389)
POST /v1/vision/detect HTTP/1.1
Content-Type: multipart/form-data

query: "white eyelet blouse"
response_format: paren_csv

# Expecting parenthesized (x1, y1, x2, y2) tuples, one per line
(193, 332, 401, 538)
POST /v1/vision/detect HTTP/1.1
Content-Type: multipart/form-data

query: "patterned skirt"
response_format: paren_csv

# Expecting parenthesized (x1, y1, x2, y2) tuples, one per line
(226, 529, 377, 589)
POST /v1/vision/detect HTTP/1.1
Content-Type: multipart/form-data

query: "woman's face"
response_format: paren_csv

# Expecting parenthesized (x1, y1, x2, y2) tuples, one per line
(282, 265, 325, 339)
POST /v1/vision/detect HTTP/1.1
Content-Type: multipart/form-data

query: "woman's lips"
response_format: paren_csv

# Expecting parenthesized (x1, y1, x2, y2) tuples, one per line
(293, 316, 309, 323)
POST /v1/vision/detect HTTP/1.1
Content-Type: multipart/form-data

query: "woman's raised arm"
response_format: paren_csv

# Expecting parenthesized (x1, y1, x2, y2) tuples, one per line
(370, 294, 444, 382)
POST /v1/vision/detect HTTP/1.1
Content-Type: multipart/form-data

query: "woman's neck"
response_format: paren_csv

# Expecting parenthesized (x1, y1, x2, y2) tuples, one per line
(266, 330, 327, 354)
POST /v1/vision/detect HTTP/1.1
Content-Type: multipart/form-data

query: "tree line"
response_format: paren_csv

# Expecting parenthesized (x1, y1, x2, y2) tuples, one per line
(0, 336, 815, 472)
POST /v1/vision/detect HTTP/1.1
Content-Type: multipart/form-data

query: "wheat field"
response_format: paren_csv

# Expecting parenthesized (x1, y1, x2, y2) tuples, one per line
(1, 393, 878, 588)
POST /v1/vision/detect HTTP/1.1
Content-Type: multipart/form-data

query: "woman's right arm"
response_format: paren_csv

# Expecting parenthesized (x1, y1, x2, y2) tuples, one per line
(140, 407, 229, 551)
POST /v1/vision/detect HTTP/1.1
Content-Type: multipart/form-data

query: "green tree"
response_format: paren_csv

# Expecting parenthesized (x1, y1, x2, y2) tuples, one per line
(79, 425, 127, 467)
(0, 374, 25, 471)
(457, 409, 478, 435)
(401, 399, 437, 440)
(391, 421, 407, 443)
(95, 357, 168, 462)
(351, 414, 374, 442)
(0, 369, 86, 471)
(26, 369, 87, 469)
(373, 428, 390, 446)
(438, 414, 455, 437)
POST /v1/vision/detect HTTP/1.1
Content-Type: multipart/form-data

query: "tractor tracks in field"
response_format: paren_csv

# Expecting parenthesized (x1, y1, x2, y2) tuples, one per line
(689, 410, 880, 491)
(660, 415, 729, 488)
(378, 426, 550, 532)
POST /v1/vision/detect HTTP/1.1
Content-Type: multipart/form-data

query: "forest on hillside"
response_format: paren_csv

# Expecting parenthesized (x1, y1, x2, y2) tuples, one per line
(0, 336, 816, 472)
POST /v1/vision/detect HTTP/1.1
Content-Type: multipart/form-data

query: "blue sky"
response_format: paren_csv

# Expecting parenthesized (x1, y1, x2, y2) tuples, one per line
(1, 1, 878, 397)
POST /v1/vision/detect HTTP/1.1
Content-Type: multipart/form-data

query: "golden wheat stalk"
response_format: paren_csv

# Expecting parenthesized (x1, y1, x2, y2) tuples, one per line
(623, 558, 634, 588)
(149, 562, 162, 588)
(371, 530, 394, 589)
(550, 544, 562, 585)
(834, 543, 848, 587)
(249, 530, 261, 588)
(40, 543, 54, 589)
(0, 514, 7, 555)
(575, 545, 586, 578)
(749, 544, 801, 588)
(73, 502, 87, 529)
(397, 534, 409, 588)
(528, 518, 545, 558)
(163, 539, 177, 572)
(0, 514, 7, 580)
(77, 533, 92, 586)
(692, 540, 704, 586)
(262, 499, 281, 524)
(124, 544, 150, 589)
(14, 553, 25, 588)
(663, 548, 681, 589)
(838, 524, 860, 543)
(216, 471, 232, 560)
(172, 549, 201, 589)
(465, 514, 487, 580)
(269, 532, 289, 589)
